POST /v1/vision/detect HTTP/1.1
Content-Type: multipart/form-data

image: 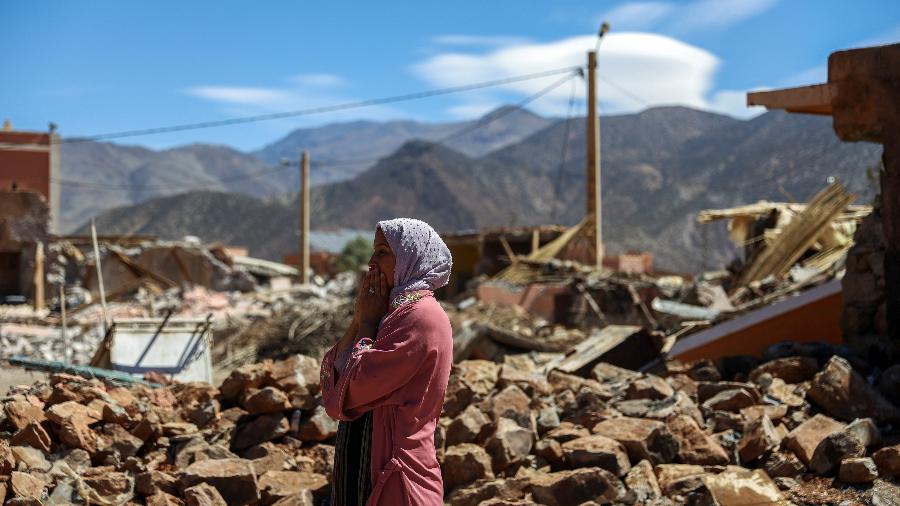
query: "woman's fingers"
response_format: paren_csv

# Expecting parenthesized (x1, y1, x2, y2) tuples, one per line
(380, 272, 388, 298)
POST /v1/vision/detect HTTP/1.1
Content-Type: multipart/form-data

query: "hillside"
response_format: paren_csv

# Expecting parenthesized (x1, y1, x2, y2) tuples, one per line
(59, 106, 553, 232)
(82, 107, 883, 272)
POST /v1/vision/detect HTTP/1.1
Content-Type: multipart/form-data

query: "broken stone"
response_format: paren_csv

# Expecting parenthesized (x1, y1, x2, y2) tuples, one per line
(529, 467, 625, 506)
(270, 491, 315, 506)
(877, 364, 900, 406)
(146, 491, 186, 506)
(163, 422, 199, 436)
(749, 356, 819, 384)
(845, 417, 880, 448)
(180, 458, 260, 506)
(783, 414, 845, 466)
(740, 404, 788, 423)
(761, 451, 805, 478)
(243, 387, 292, 415)
(4, 399, 45, 431)
(11, 445, 50, 472)
(624, 375, 674, 400)
(441, 444, 495, 491)
(485, 417, 533, 471)
(486, 385, 533, 429)
(446, 404, 492, 446)
(807, 355, 900, 422)
(0, 440, 15, 474)
(445, 478, 529, 506)
(533, 438, 564, 468)
(233, 413, 289, 450)
(444, 360, 500, 417)
(838, 457, 879, 483)
(9, 421, 51, 453)
(809, 429, 866, 474)
(83, 469, 133, 499)
(136, 470, 180, 497)
(185, 482, 228, 506)
(702, 468, 783, 505)
(218, 362, 270, 402)
(297, 406, 337, 441)
(666, 414, 729, 465)
(10, 471, 45, 500)
(535, 405, 560, 435)
(592, 416, 679, 464)
(872, 444, 900, 478)
(702, 388, 757, 412)
(258, 470, 328, 502)
(737, 414, 782, 464)
(560, 435, 630, 476)
(46, 400, 101, 427)
(624, 459, 662, 503)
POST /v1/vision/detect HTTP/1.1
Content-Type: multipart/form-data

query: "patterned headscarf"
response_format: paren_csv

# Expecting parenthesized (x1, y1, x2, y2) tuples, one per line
(376, 218, 452, 301)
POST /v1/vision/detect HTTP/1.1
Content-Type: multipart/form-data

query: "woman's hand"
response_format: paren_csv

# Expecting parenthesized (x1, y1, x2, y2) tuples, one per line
(356, 266, 389, 327)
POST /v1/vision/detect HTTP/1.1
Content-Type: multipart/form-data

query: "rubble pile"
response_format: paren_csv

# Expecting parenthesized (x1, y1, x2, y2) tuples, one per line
(0, 354, 336, 505)
(2, 344, 899, 505)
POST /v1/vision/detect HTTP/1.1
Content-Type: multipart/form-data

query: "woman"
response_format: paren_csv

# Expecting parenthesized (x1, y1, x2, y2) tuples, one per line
(320, 218, 453, 505)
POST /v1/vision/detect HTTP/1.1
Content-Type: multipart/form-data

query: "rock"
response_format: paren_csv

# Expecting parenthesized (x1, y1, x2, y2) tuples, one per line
(10, 471, 45, 500)
(243, 443, 290, 474)
(10, 421, 51, 453)
(560, 435, 630, 476)
(446, 404, 492, 446)
(180, 458, 260, 505)
(270, 491, 315, 506)
(185, 482, 228, 506)
(97, 423, 145, 459)
(58, 420, 98, 453)
(10, 445, 50, 471)
(809, 430, 866, 474)
(763, 378, 805, 407)
(485, 418, 533, 471)
(218, 362, 270, 402)
(761, 451, 806, 478)
(4, 399, 45, 431)
(544, 422, 590, 444)
(783, 414, 845, 466)
(697, 381, 760, 403)
(83, 470, 132, 498)
(444, 360, 500, 417)
(535, 405, 560, 435)
(873, 445, 900, 478)
(147, 492, 186, 506)
(243, 387, 292, 415)
(46, 400, 101, 427)
(702, 468, 784, 505)
(258, 470, 328, 502)
(498, 365, 551, 397)
(446, 478, 529, 506)
(533, 438, 564, 468)
(838, 457, 879, 483)
(0, 440, 16, 474)
(297, 406, 337, 441)
(592, 362, 641, 386)
(136, 470, 180, 496)
(655, 464, 708, 496)
(441, 444, 495, 491)
(624, 460, 662, 503)
(807, 355, 900, 422)
(486, 385, 533, 429)
(233, 413, 289, 450)
(624, 375, 674, 400)
(702, 388, 757, 412)
(529, 467, 625, 506)
(740, 404, 788, 423)
(749, 356, 819, 384)
(845, 417, 880, 448)
(737, 415, 782, 464)
(592, 417, 679, 464)
(163, 422, 199, 436)
(666, 414, 729, 465)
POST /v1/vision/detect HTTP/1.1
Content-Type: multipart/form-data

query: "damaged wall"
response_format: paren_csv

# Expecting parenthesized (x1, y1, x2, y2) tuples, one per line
(0, 190, 49, 300)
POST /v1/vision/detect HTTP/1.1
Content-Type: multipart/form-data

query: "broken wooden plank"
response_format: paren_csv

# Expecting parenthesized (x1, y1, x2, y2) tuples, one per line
(546, 324, 661, 376)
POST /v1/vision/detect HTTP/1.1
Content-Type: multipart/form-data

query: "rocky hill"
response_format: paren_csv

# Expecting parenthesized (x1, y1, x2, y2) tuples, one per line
(82, 107, 883, 272)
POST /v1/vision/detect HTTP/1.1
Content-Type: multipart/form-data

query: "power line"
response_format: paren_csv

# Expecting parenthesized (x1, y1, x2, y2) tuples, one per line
(60, 70, 580, 193)
(551, 76, 579, 222)
(0, 66, 580, 151)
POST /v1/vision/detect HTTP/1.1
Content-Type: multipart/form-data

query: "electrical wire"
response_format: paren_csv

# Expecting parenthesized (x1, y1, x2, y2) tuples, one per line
(0, 65, 580, 151)
(551, 76, 579, 222)
(59, 70, 580, 193)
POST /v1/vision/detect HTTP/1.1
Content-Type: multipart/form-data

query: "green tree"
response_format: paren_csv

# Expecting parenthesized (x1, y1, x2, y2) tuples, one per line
(335, 236, 372, 272)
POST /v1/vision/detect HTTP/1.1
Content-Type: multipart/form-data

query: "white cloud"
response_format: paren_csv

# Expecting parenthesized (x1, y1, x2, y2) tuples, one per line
(432, 35, 530, 48)
(668, 0, 778, 32)
(781, 65, 826, 87)
(413, 32, 721, 117)
(708, 89, 766, 119)
(291, 73, 346, 87)
(184, 86, 289, 105)
(854, 22, 900, 48)
(600, 2, 675, 31)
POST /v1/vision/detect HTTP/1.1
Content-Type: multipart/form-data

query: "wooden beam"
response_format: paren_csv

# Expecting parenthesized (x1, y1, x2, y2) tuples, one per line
(747, 83, 835, 116)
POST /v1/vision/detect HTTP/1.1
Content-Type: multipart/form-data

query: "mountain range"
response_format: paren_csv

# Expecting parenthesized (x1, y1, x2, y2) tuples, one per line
(75, 105, 883, 272)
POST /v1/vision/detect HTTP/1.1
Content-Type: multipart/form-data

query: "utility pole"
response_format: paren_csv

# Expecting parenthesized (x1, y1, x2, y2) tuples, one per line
(587, 22, 609, 269)
(299, 151, 310, 284)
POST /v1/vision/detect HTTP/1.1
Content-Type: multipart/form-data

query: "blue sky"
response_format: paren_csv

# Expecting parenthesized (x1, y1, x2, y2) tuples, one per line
(3, 1, 898, 151)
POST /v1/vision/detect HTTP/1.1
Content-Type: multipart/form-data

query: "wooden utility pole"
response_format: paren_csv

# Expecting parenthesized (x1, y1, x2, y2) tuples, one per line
(586, 50, 604, 267)
(299, 150, 310, 284)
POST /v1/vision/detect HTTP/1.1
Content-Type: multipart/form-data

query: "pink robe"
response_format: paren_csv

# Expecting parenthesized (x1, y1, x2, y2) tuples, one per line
(320, 293, 452, 505)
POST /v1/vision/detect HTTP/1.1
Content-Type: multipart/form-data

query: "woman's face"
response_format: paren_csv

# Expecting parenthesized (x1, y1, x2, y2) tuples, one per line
(369, 228, 396, 289)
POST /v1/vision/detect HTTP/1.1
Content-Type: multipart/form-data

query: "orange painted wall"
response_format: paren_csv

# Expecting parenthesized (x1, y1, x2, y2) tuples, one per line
(673, 291, 844, 363)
